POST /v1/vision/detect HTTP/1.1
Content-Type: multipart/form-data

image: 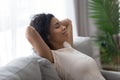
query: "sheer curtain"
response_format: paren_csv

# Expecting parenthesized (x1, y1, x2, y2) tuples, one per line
(0, 0, 76, 67)
(74, 0, 90, 36)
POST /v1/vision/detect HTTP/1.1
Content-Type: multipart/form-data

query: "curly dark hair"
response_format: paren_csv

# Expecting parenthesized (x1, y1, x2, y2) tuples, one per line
(30, 13, 54, 49)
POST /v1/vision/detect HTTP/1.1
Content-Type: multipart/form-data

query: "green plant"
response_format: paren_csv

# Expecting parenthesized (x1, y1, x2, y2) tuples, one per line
(88, 0, 120, 66)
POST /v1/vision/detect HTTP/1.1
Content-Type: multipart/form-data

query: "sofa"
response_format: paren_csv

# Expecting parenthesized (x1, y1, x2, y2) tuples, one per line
(0, 36, 120, 80)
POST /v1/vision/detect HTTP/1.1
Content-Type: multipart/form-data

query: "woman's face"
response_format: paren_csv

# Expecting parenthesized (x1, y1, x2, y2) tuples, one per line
(48, 17, 68, 44)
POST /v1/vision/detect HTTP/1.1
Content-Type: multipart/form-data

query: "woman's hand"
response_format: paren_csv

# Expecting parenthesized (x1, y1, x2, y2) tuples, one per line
(60, 19, 73, 46)
(61, 19, 71, 28)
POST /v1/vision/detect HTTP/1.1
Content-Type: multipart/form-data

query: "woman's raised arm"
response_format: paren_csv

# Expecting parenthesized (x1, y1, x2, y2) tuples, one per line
(25, 26, 54, 63)
(61, 19, 73, 46)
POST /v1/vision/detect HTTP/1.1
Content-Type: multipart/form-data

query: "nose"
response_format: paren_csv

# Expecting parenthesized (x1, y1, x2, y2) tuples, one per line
(62, 26, 66, 31)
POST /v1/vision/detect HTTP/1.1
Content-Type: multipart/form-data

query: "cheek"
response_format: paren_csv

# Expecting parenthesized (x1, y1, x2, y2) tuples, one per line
(50, 29, 61, 37)
(50, 32, 60, 39)
(49, 30, 61, 40)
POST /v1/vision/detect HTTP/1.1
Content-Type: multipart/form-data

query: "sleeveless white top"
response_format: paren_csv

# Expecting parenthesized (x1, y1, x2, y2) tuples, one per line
(51, 42, 105, 80)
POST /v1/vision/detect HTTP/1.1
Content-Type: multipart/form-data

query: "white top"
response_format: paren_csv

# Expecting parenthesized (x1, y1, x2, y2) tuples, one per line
(51, 42, 105, 80)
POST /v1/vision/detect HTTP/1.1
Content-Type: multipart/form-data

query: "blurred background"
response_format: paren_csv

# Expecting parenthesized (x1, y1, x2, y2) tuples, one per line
(0, 0, 96, 66)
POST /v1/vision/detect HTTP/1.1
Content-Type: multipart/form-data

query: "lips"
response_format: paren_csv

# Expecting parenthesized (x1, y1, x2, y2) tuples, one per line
(62, 31, 68, 36)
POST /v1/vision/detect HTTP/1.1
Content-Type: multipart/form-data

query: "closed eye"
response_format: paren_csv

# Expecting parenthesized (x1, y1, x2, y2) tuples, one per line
(55, 22, 61, 28)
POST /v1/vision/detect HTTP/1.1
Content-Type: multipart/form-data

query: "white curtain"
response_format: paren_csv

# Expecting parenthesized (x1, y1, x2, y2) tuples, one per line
(0, 0, 77, 67)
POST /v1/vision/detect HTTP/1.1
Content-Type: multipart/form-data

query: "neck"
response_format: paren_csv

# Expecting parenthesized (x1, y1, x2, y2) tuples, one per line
(50, 41, 64, 50)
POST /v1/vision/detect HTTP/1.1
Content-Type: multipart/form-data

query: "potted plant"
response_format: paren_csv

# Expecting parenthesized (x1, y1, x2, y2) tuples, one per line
(88, 0, 120, 71)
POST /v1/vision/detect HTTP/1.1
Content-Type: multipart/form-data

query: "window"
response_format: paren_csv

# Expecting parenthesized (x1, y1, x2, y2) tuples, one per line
(0, 0, 76, 66)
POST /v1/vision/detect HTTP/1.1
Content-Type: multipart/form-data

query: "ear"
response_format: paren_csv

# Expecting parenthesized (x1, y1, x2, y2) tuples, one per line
(47, 35, 50, 39)
(47, 35, 52, 44)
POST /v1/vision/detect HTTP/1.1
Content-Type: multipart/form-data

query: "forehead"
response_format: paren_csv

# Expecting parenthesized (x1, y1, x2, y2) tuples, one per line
(50, 17, 59, 25)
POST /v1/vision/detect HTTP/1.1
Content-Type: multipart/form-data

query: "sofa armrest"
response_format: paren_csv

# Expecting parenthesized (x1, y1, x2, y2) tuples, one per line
(101, 70, 120, 80)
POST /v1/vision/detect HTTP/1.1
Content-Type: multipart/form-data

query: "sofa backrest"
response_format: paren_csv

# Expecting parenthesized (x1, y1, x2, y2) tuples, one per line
(0, 55, 42, 80)
(73, 36, 93, 57)
(0, 54, 61, 80)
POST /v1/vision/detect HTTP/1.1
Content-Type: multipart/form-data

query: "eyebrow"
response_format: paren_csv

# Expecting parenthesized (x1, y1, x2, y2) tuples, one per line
(55, 21, 61, 25)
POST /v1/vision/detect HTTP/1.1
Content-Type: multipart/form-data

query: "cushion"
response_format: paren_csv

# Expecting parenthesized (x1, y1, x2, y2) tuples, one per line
(73, 36, 93, 57)
(31, 50, 61, 80)
(37, 56, 61, 80)
(0, 54, 42, 80)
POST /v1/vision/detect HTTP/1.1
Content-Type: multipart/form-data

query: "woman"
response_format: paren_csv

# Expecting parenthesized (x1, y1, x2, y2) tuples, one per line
(26, 13, 105, 80)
